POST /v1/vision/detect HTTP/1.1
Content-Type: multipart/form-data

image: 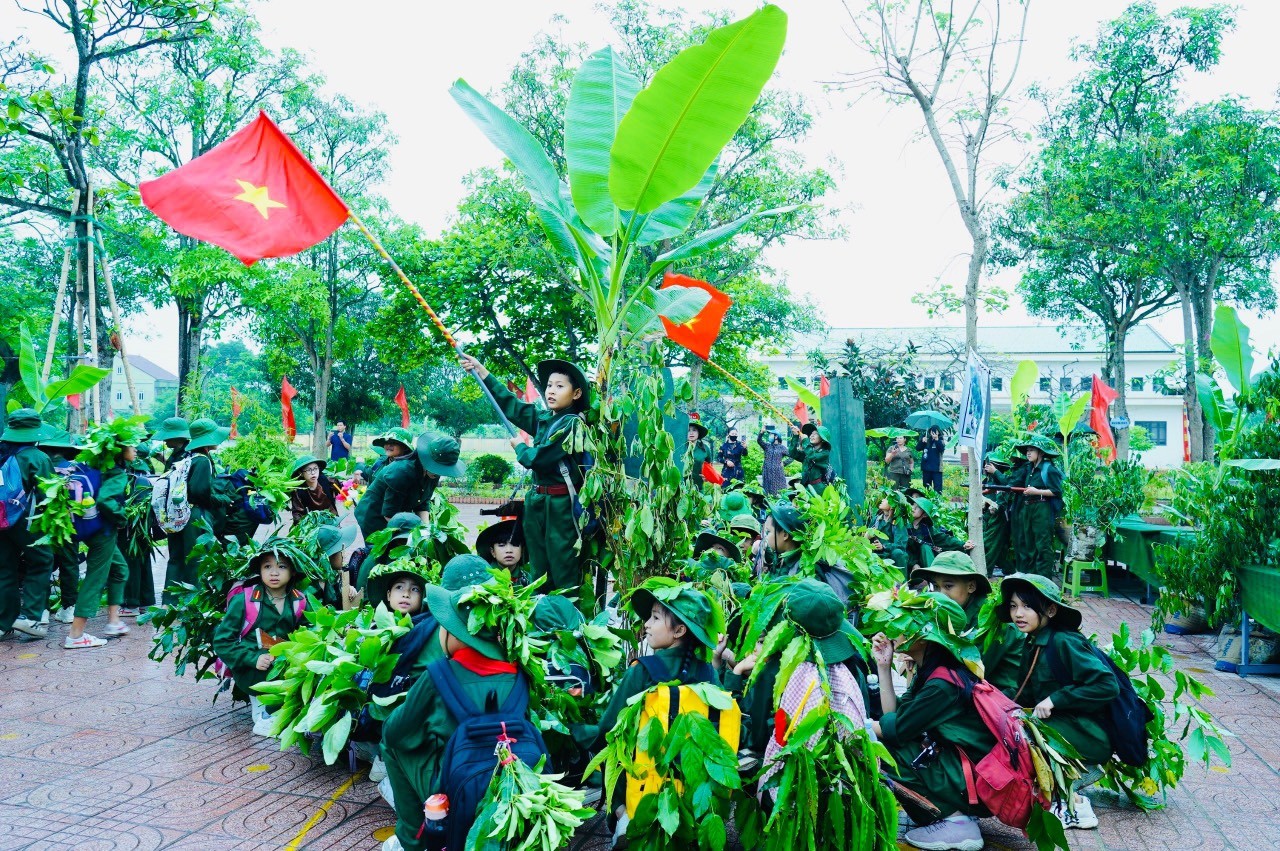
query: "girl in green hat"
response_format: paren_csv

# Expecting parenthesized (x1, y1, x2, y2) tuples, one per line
(904, 495, 972, 570)
(287, 455, 339, 523)
(1000, 573, 1117, 829)
(789, 422, 834, 489)
(685, 414, 715, 488)
(475, 517, 526, 575)
(867, 490, 910, 568)
(162, 418, 229, 601)
(1008, 438, 1065, 580)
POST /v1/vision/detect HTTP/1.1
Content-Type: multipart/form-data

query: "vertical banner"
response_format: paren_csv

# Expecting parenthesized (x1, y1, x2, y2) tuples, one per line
(280, 376, 298, 442)
(955, 348, 991, 457)
(230, 386, 242, 439)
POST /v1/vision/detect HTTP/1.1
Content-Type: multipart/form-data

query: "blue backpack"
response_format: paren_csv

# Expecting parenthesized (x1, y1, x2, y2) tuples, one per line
(66, 463, 108, 540)
(0, 448, 33, 531)
(427, 658, 550, 850)
(1047, 632, 1153, 767)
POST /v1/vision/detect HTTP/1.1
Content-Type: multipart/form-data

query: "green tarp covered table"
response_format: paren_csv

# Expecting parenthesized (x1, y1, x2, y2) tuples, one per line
(1238, 564, 1280, 678)
(1105, 515, 1198, 598)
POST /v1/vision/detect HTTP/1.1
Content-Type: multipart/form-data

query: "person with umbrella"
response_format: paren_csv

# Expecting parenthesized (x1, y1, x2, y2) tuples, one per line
(915, 425, 946, 493)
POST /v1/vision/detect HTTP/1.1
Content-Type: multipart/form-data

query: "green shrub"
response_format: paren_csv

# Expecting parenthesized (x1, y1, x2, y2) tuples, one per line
(219, 429, 295, 473)
(472, 453, 514, 486)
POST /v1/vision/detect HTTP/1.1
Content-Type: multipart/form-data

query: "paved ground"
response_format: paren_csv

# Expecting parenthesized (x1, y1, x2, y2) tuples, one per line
(1, 507, 1277, 850)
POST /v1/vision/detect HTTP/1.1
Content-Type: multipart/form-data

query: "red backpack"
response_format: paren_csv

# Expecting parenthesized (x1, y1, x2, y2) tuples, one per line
(213, 585, 306, 679)
(928, 667, 1048, 829)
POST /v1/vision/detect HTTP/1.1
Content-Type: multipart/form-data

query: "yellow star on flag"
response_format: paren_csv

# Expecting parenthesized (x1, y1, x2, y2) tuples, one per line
(233, 179, 286, 219)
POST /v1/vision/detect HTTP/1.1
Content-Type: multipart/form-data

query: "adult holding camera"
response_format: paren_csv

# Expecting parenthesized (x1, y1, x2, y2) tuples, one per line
(718, 427, 748, 483)
(757, 424, 788, 495)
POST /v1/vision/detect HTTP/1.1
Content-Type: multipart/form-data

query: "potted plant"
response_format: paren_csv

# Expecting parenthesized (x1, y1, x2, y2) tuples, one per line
(1062, 449, 1149, 563)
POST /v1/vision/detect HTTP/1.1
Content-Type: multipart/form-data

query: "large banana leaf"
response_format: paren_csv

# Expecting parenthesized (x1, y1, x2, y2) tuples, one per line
(1056, 393, 1090, 439)
(609, 5, 787, 213)
(1210, 304, 1253, 396)
(786, 377, 821, 420)
(646, 204, 799, 281)
(624, 285, 712, 338)
(632, 160, 718, 246)
(565, 47, 641, 237)
(1009, 360, 1038, 418)
(1195, 373, 1228, 432)
(43, 365, 110, 406)
(18, 324, 45, 407)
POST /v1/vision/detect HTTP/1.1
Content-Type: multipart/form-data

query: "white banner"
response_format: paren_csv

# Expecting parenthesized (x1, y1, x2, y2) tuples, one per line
(956, 348, 991, 454)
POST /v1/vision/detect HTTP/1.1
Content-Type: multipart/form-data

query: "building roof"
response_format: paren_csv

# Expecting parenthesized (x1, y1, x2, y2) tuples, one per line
(783, 324, 1175, 358)
(118, 355, 179, 382)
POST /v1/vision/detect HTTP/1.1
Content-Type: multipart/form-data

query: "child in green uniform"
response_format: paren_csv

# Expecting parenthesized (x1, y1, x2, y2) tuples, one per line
(460, 354, 591, 594)
(0, 409, 59, 640)
(355, 434, 463, 543)
(981, 453, 1014, 576)
(160, 417, 228, 601)
(869, 591, 993, 851)
(368, 427, 414, 481)
(38, 430, 85, 624)
(759, 499, 857, 608)
(1009, 437, 1064, 580)
(475, 517, 525, 575)
(356, 512, 423, 594)
(904, 495, 972, 569)
(868, 491, 910, 568)
(121, 443, 157, 613)
(788, 422, 833, 488)
(909, 551, 1024, 695)
(1000, 573, 1117, 830)
(686, 415, 715, 487)
(212, 544, 311, 736)
(153, 417, 190, 471)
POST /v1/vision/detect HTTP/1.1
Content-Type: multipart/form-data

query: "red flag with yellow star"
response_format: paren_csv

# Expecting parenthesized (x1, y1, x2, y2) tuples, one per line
(139, 111, 349, 265)
(660, 272, 732, 360)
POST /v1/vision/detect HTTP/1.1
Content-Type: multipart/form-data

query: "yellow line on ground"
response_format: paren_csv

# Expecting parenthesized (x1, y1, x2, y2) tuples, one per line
(283, 768, 365, 850)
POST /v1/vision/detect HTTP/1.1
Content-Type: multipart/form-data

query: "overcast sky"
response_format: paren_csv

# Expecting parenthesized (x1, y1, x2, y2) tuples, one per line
(6, 0, 1280, 372)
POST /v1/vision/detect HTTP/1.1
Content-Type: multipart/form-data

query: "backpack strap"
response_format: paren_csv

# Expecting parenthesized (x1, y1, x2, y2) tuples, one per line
(290, 588, 307, 622)
(427, 658, 482, 722)
(497, 670, 530, 716)
(955, 746, 980, 807)
(239, 587, 259, 640)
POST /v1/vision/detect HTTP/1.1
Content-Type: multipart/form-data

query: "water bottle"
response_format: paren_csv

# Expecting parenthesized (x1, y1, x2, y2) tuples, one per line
(420, 793, 448, 842)
(866, 673, 883, 720)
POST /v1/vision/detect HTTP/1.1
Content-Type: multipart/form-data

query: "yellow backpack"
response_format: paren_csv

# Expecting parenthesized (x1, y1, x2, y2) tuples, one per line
(625, 658, 742, 818)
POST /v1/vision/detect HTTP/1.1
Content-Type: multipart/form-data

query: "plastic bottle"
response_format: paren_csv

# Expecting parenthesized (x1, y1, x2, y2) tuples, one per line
(421, 794, 448, 838)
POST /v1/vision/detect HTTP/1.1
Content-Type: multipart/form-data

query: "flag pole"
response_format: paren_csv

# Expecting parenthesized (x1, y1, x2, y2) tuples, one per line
(346, 210, 518, 438)
(702, 356, 797, 424)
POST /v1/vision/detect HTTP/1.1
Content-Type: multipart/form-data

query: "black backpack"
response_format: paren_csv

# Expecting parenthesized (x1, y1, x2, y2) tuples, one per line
(1047, 633, 1153, 767)
(428, 658, 550, 850)
(352, 614, 439, 742)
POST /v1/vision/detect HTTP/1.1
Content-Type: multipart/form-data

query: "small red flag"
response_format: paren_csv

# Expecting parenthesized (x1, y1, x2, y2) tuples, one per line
(1089, 375, 1119, 462)
(524, 377, 541, 405)
(394, 385, 410, 428)
(139, 111, 349, 266)
(793, 398, 809, 425)
(819, 375, 831, 398)
(701, 461, 725, 486)
(230, 386, 242, 439)
(280, 376, 298, 442)
(67, 393, 81, 411)
(660, 273, 733, 360)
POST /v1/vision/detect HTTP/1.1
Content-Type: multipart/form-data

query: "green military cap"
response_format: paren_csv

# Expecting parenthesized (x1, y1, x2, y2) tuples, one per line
(728, 513, 762, 537)
(440, 554, 494, 591)
(2, 409, 58, 443)
(998, 572, 1082, 631)
(187, 417, 230, 451)
(784, 578, 866, 664)
(532, 594, 585, 632)
(366, 556, 433, 608)
(151, 417, 191, 442)
(767, 499, 805, 536)
(416, 434, 465, 478)
(801, 422, 833, 447)
(629, 580, 724, 651)
(718, 491, 750, 523)
(537, 359, 592, 412)
(373, 427, 414, 451)
(910, 550, 991, 596)
(290, 455, 326, 477)
(1015, 435, 1061, 458)
(910, 495, 937, 520)
(385, 512, 423, 541)
(315, 523, 357, 558)
(425, 584, 505, 659)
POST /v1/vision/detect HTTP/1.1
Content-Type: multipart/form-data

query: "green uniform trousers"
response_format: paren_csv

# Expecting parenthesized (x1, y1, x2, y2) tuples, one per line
(0, 524, 55, 630)
(54, 542, 80, 611)
(526, 490, 581, 594)
(121, 529, 155, 609)
(982, 507, 1011, 574)
(1013, 501, 1058, 579)
(163, 507, 211, 603)
(76, 530, 127, 619)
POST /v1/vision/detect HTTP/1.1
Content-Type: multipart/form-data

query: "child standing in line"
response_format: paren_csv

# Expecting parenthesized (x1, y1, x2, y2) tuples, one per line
(1000, 573, 1117, 830)
(1007, 437, 1065, 580)
(38, 430, 85, 625)
(0, 409, 59, 640)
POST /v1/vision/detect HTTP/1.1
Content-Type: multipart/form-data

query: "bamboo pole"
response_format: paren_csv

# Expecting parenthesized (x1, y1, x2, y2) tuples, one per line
(94, 230, 142, 415)
(86, 187, 100, 420)
(72, 289, 85, 433)
(42, 190, 80, 383)
(346, 211, 517, 437)
(702, 357, 797, 424)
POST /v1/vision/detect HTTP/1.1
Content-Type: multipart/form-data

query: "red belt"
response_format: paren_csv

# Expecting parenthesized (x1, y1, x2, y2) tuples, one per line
(534, 484, 571, 495)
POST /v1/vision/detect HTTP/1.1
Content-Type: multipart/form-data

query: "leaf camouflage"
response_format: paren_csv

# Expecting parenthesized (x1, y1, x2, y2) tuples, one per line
(465, 748, 593, 851)
(29, 473, 83, 549)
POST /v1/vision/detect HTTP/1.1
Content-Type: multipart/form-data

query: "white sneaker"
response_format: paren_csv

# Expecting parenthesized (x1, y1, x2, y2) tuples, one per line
(611, 812, 630, 848)
(378, 776, 395, 808)
(39, 609, 49, 626)
(103, 621, 131, 637)
(1052, 795, 1099, 830)
(64, 633, 107, 649)
(54, 609, 75, 624)
(380, 836, 403, 851)
(13, 618, 47, 639)
(903, 815, 984, 851)
(251, 715, 275, 737)
(369, 756, 387, 782)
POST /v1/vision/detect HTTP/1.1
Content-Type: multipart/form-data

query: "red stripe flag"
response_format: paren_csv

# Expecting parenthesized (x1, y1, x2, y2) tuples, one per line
(139, 112, 349, 266)
(793, 398, 809, 426)
(280, 376, 298, 442)
(230, 386, 242, 439)
(819, 375, 831, 398)
(524, 377, 542, 406)
(1088, 375, 1119, 462)
(701, 461, 725, 486)
(394, 386, 410, 428)
(660, 273, 733, 360)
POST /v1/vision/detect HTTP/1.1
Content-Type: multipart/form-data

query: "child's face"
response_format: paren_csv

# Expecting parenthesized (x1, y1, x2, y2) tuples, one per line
(259, 554, 292, 590)
(491, 541, 523, 567)
(926, 575, 978, 608)
(385, 442, 409, 460)
(687, 426, 700, 443)
(122, 445, 137, 462)
(387, 578, 423, 614)
(1008, 593, 1056, 634)
(706, 543, 733, 559)
(912, 505, 926, 522)
(644, 603, 688, 650)
(810, 430, 823, 445)
(878, 498, 891, 515)
(299, 463, 321, 487)
(544, 372, 582, 412)
(1026, 448, 1042, 464)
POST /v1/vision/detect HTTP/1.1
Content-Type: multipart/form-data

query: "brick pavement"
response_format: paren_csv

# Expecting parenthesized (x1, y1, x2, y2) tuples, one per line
(1, 512, 1277, 850)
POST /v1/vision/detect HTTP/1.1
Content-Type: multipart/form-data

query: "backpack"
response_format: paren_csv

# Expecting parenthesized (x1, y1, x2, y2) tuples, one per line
(427, 657, 550, 851)
(65, 462, 108, 541)
(928, 667, 1047, 829)
(352, 614, 440, 742)
(1046, 633, 1153, 767)
(625, 657, 742, 819)
(219, 469, 276, 526)
(211, 470, 245, 509)
(152, 456, 193, 534)
(213, 585, 307, 680)
(0, 449, 35, 531)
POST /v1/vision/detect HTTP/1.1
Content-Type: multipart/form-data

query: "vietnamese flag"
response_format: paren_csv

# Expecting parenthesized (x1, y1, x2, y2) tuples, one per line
(819, 375, 831, 398)
(139, 112, 349, 265)
(660, 273, 733, 360)
(792, 398, 809, 426)
(394, 386, 410, 428)
(1089, 375, 1119, 462)
(281, 376, 298, 442)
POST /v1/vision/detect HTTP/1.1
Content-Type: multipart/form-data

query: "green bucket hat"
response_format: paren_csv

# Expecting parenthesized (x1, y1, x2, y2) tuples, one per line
(385, 512, 423, 541)
(1015, 435, 1061, 458)
(985, 451, 1012, 469)
(728, 513, 762, 537)
(784, 578, 866, 664)
(767, 499, 805, 536)
(37, 429, 83, 453)
(151, 417, 191, 443)
(536, 359, 592, 412)
(628, 580, 724, 651)
(694, 530, 742, 562)
(998, 572, 1082, 631)
(741, 482, 769, 507)
(373, 427, 414, 451)
(910, 495, 936, 520)
(425, 584, 505, 659)
(801, 422, 833, 446)
(863, 586, 983, 677)
(366, 557, 433, 608)
(316, 523, 358, 558)
(187, 417, 230, 451)
(416, 434, 466, 478)
(475, 518, 523, 561)
(910, 550, 991, 596)
(718, 492, 750, 523)
(532, 594, 585, 632)
(441, 554, 495, 592)
(2, 409, 58, 443)
(291, 455, 326, 478)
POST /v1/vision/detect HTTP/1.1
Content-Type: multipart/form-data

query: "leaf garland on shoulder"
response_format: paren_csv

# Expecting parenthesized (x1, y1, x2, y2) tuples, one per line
(791, 484, 903, 597)
(77, 415, 148, 471)
(288, 511, 341, 561)
(466, 749, 593, 851)
(30, 473, 83, 549)
(246, 466, 302, 515)
(367, 490, 470, 565)
(860, 585, 985, 679)
(461, 569, 548, 670)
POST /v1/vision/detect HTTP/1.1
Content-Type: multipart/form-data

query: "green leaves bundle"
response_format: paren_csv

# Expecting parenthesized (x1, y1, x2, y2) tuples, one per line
(76, 415, 148, 471)
(30, 473, 82, 549)
(247, 467, 302, 515)
(122, 479, 160, 562)
(792, 484, 902, 599)
(466, 748, 593, 851)
(254, 604, 411, 764)
(461, 569, 547, 669)
(367, 491, 470, 564)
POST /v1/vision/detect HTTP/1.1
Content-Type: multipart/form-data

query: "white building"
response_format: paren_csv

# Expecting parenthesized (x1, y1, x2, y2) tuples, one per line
(757, 324, 1186, 468)
(109, 355, 179, 417)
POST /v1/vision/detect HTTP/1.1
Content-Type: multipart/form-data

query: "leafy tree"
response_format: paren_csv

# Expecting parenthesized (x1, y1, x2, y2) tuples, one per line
(811, 339, 955, 431)
(421, 365, 499, 441)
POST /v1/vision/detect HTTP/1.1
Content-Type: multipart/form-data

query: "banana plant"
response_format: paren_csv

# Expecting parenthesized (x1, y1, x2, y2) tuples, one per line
(7, 323, 110, 416)
(449, 4, 792, 390)
(1198, 304, 1280, 479)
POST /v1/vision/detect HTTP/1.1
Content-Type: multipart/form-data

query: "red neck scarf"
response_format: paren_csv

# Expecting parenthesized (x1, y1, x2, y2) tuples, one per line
(451, 645, 517, 675)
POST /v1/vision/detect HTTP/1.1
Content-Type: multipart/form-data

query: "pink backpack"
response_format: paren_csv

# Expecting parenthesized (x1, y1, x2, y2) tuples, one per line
(928, 667, 1048, 829)
(213, 585, 306, 679)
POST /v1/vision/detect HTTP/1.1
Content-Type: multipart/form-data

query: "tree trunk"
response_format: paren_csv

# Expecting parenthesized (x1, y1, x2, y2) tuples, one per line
(176, 298, 205, 414)
(690, 360, 703, 408)
(1176, 284, 1204, 462)
(1190, 284, 1215, 461)
(1105, 326, 1130, 460)
(963, 232, 987, 574)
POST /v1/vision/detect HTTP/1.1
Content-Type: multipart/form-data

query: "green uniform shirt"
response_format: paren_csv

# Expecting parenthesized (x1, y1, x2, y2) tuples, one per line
(963, 594, 1025, 696)
(787, 434, 831, 485)
(95, 466, 130, 530)
(687, 438, 714, 486)
(484, 375, 584, 488)
(870, 515, 909, 568)
(722, 659, 779, 755)
(11, 444, 53, 493)
(212, 587, 309, 692)
(1014, 627, 1118, 764)
(355, 457, 436, 540)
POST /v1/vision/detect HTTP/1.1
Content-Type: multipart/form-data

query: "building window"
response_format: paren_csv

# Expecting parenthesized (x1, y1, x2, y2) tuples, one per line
(941, 374, 955, 391)
(1135, 420, 1168, 446)
(1059, 377, 1072, 392)
(1079, 375, 1093, 391)
(777, 377, 787, 390)
(138, 392, 144, 401)
(992, 377, 1003, 391)
(1131, 377, 1144, 392)
(115, 392, 122, 401)
(1153, 376, 1167, 393)
(924, 376, 936, 390)
(116, 366, 122, 375)
(1038, 378, 1050, 392)
(797, 376, 808, 386)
